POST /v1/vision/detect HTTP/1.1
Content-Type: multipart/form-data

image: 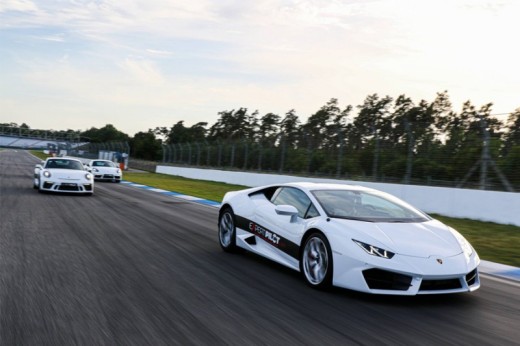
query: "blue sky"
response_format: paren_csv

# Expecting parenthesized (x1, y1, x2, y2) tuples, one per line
(1, 0, 519, 135)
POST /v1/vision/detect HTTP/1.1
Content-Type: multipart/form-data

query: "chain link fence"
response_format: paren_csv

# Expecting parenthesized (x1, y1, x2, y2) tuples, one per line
(158, 137, 518, 192)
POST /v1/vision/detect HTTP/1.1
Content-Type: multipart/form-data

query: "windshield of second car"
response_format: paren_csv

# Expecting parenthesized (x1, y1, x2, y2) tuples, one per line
(93, 161, 116, 167)
(45, 160, 84, 170)
(312, 190, 430, 223)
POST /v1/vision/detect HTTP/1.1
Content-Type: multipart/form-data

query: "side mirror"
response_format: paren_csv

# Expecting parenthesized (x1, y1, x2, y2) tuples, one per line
(275, 205, 299, 223)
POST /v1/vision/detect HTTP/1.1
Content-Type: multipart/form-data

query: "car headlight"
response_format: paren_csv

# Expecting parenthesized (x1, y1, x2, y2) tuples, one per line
(451, 229, 473, 257)
(353, 239, 395, 259)
(43, 170, 51, 178)
(116, 169, 121, 174)
(85, 173, 93, 180)
(93, 168, 99, 172)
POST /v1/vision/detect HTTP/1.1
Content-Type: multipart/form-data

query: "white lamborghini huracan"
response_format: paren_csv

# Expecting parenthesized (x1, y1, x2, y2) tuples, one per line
(218, 182, 480, 295)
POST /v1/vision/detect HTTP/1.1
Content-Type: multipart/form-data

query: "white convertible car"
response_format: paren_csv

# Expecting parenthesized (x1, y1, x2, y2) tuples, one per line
(218, 182, 480, 295)
(87, 159, 122, 182)
(34, 158, 94, 195)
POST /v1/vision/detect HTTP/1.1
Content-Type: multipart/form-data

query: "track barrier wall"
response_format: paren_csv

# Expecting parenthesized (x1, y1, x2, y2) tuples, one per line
(156, 165, 520, 227)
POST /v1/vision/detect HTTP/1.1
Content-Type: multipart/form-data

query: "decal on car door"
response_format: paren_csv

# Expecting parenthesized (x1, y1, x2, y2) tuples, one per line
(235, 215, 299, 259)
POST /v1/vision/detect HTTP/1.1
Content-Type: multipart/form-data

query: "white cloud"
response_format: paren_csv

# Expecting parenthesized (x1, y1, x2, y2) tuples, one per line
(1, 0, 519, 135)
(0, 0, 38, 13)
(119, 58, 165, 85)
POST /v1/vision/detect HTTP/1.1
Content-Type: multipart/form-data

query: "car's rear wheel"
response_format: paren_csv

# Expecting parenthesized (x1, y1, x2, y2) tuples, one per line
(300, 233, 333, 289)
(219, 208, 237, 252)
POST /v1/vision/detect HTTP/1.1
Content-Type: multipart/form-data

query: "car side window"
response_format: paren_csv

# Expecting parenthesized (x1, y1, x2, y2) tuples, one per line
(271, 187, 319, 219)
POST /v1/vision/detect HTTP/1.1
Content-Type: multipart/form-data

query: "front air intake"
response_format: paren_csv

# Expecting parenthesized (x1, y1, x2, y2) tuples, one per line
(362, 268, 412, 291)
(466, 269, 478, 286)
(419, 279, 462, 291)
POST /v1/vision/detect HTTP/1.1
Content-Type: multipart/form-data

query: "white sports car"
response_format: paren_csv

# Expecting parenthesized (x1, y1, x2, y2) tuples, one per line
(87, 159, 122, 182)
(34, 158, 94, 195)
(218, 182, 480, 295)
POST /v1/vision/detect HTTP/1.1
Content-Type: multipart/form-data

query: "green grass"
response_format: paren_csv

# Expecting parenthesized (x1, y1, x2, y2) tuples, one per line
(123, 172, 248, 202)
(30, 150, 51, 160)
(432, 215, 520, 267)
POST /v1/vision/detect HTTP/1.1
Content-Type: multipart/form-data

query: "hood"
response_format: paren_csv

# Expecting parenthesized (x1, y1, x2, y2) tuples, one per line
(47, 169, 87, 180)
(336, 219, 462, 258)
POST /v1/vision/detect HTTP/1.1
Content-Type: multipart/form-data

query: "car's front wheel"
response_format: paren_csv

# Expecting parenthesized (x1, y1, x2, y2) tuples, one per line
(36, 178, 44, 193)
(218, 207, 237, 252)
(300, 232, 333, 289)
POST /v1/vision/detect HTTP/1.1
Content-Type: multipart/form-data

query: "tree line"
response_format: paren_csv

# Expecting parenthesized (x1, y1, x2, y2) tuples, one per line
(3, 91, 520, 189)
(145, 91, 520, 189)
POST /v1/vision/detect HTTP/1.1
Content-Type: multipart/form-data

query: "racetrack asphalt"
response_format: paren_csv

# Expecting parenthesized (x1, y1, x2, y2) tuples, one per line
(1, 149, 520, 345)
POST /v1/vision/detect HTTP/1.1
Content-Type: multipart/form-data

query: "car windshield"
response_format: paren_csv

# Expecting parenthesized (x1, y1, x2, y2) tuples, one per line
(93, 161, 116, 167)
(45, 159, 84, 170)
(312, 189, 430, 223)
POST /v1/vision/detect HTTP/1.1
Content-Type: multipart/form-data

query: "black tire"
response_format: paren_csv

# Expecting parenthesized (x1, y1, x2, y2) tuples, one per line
(36, 180, 43, 193)
(300, 232, 333, 289)
(218, 207, 237, 252)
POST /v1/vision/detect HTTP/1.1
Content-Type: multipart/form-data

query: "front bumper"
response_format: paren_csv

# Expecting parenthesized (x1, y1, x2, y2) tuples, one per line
(40, 180, 93, 193)
(93, 174, 121, 182)
(332, 251, 480, 295)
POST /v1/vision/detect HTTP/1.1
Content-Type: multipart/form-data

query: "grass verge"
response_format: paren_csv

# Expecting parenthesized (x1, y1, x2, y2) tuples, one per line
(123, 172, 248, 202)
(431, 215, 520, 267)
(30, 150, 50, 160)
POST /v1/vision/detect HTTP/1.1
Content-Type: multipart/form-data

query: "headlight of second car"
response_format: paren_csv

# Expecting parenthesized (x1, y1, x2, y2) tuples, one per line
(85, 173, 93, 180)
(43, 170, 51, 178)
(353, 239, 395, 259)
(116, 169, 121, 174)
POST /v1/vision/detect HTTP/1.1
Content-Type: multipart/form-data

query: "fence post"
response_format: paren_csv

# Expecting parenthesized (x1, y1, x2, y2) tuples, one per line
(162, 144, 167, 163)
(172, 143, 176, 163)
(195, 142, 201, 166)
(178, 143, 183, 163)
(243, 140, 248, 170)
(217, 140, 222, 167)
(404, 119, 414, 184)
(279, 135, 286, 173)
(306, 134, 312, 175)
(205, 140, 211, 166)
(336, 128, 343, 178)
(371, 123, 379, 181)
(257, 144, 263, 171)
(187, 142, 192, 165)
(230, 142, 235, 168)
